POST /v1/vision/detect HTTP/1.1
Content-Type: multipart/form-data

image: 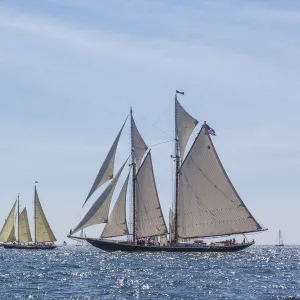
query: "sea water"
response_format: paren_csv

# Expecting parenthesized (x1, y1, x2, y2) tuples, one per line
(0, 245, 299, 299)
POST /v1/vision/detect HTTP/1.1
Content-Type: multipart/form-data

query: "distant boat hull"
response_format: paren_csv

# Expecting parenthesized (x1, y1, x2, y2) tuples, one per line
(3, 243, 57, 250)
(275, 244, 284, 247)
(84, 238, 254, 252)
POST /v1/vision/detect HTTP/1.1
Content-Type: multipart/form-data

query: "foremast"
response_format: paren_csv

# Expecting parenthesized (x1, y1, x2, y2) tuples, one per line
(34, 181, 37, 243)
(130, 107, 137, 244)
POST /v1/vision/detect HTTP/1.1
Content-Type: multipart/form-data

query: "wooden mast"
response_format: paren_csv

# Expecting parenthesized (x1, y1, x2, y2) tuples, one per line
(34, 181, 38, 243)
(130, 107, 137, 244)
(17, 193, 20, 243)
(174, 92, 181, 243)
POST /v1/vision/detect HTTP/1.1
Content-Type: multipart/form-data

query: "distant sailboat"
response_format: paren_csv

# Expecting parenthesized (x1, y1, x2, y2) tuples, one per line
(68, 91, 266, 252)
(276, 229, 284, 247)
(3, 183, 57, 250)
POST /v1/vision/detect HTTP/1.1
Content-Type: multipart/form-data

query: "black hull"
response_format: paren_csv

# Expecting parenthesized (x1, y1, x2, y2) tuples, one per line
(3, 244, 57, 250)
(85, 238, 253, 252)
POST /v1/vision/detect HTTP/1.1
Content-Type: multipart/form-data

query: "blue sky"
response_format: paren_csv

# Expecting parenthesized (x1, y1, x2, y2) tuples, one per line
(1, 0, 300, 245)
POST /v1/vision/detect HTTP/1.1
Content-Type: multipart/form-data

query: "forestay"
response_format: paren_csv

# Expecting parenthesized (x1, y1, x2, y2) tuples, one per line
(19, 208, 33, 243)
(101, 173, 130, 238)
(83, 118, 127, 206)
(73, 160, 127, 234)
(176, 98, 198, 160)
(131, 116, 147, 170)
(178, 126, 262, 238)
(135, 151, 168, 238)
(0, 201, 17, 243)
(35, 189, 57, 242)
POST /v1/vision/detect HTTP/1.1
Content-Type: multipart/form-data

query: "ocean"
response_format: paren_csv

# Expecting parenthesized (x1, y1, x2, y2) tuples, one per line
(0, 245, 299, 299)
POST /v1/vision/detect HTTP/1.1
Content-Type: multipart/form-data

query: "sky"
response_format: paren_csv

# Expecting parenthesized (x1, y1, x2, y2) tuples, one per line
(1, 0, 300, 245)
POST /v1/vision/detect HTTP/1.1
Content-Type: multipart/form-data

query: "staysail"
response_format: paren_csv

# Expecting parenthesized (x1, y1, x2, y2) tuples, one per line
(176, 98, 198, 160)
(19, 208, 33, 243)
(0, 200, 17, 243)
(83, 118, 127, 206)
(131, 115, 147, 170)
(177, 125, 262, 238)
(101, 173, 130, 238)
(73, 160, 127, 234)
(169, 207, 174, 241)
(135, 151, 168, 238)
(35, 188, 57, 242)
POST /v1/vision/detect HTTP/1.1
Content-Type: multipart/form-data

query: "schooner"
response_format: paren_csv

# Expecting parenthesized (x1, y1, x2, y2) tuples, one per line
(68, 91, 266, 252)
(1, 183, 57, 250)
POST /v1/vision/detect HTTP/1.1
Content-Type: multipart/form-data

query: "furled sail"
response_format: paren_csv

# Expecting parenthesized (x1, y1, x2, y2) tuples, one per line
(73, 160, 127, 234)
(0, 201, 17, 242)
(176, 98, 198, 160)
(35, 188, 57, 242)
(83, 118, 127, 206)
(19, 208, 33, 243)
(178, 125, 262, 238)
(101, 173, 130, 238)
(131, 115, 147, 169)
(135, 151, 168, 238)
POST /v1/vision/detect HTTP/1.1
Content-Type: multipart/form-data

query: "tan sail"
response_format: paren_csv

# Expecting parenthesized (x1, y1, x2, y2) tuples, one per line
(101, 173, 130, 238)
(178, 125, 262, 239)
(19, 208, 33, 243)
(35, 188, 57, 242)
(83, 118, 127, 206)
(131, 115, 147, 169)
(135, 151, 168, 238)
(169, 207, 174, 242)
(176, 98, 198, 160)
(73, 160, 127, 234)
(7, 225, 16, 242)
(0, 200, 17, 242)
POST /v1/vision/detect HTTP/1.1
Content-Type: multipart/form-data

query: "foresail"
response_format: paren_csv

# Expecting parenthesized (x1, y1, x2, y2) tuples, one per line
(35, 189, 57, 242)
(176, 98, 198, 160)
(83, 118, 127, 206)
(131, 116, 147, 169)
(178, 126, 262, 239)
(73, 160, 127, 234)
(7, 225, 16, 242)
(19, 208, 33, 243)
(101, 173, 130, 238)
(0, 201, 17, 243)
(135, 151, 168, 238)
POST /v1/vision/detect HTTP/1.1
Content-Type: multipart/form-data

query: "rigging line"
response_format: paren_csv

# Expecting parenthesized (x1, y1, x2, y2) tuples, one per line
(135, 112, 173, 140)
(147, 139, 174, 148)
(144, 98, 174, 136)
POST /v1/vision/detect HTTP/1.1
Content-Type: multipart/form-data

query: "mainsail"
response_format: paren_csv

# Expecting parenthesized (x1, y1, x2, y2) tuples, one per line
(19, 208, 33, 243)
(176, 98, 198, 160)
(177, 125, 262, 238)
(83, 118, 127, 206)
(131, 115, 147, 169)
(0, 200, 17, 243)
(101, 173, 130, 238)
(35, 188, 57, 242)
(135, 151, 168, 238)
(73, 160, 127, 234)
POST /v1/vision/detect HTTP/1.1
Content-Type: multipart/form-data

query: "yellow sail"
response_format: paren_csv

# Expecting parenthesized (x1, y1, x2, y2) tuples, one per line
(0, 201, 17, 242)
(35, 188, 56, 242)
(19, 208, 33, 243)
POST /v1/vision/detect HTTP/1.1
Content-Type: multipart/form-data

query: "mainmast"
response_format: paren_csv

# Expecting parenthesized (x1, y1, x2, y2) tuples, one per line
(34, 181, 38, 243)
(174, 91, 183, 243)
(130, 107, 137, 244)
(17, 193, 20, 243)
